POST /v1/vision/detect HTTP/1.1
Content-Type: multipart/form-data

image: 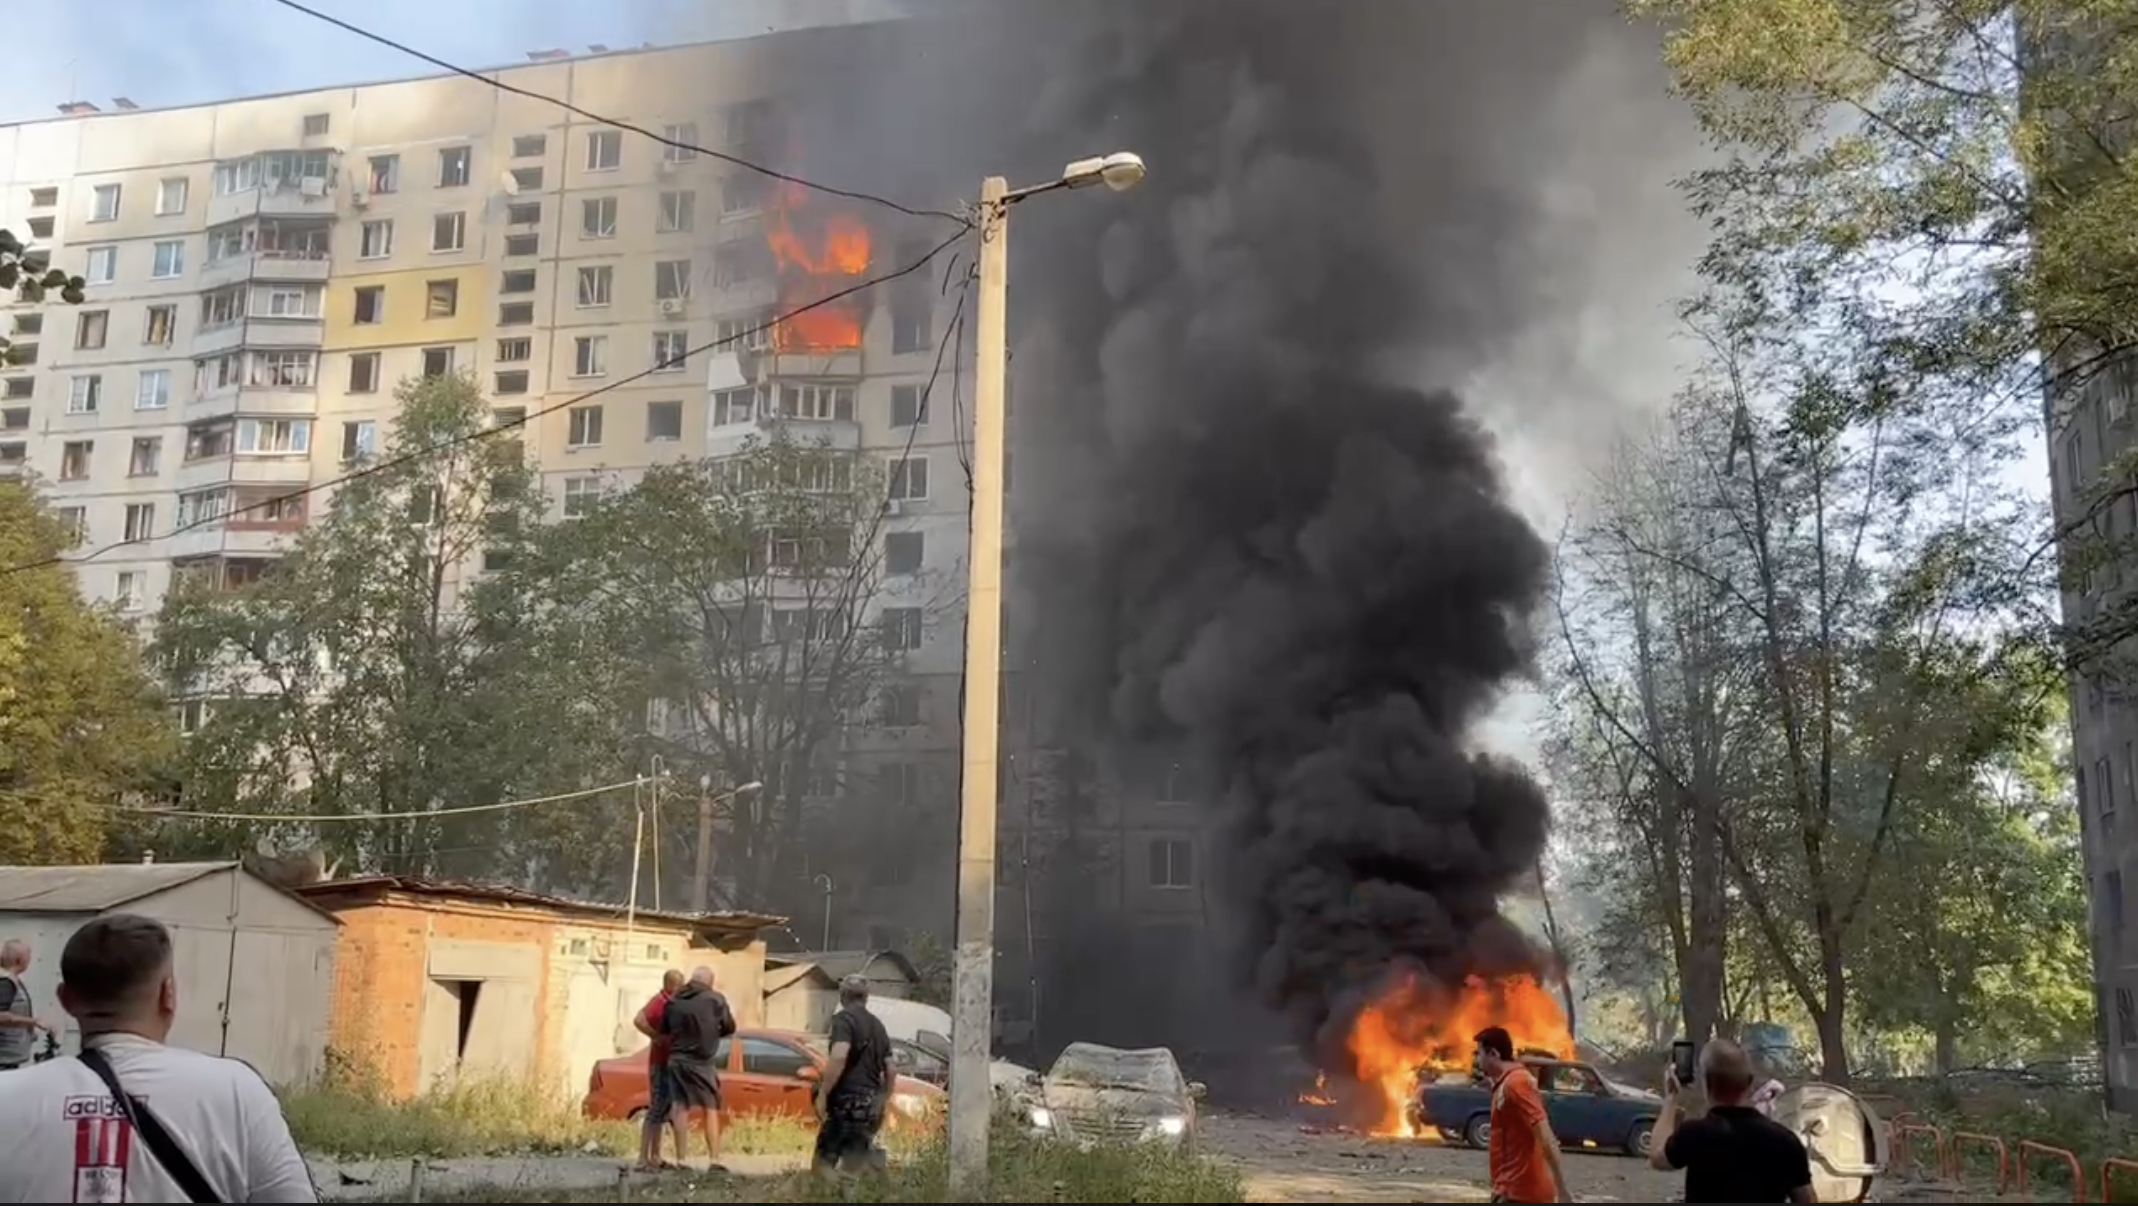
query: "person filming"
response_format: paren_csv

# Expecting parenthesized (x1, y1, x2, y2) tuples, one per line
(1648, 1038, 1817, 1203)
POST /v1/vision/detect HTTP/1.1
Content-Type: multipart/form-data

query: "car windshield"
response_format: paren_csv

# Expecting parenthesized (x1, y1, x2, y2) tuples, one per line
(1045, 1044, 1185, 1094)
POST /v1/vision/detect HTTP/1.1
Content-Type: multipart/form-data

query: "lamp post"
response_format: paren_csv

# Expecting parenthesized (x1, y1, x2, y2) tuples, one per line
(949, 150, 1147, 1200)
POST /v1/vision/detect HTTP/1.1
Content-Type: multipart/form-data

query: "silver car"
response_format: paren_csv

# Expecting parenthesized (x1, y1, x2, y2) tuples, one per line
(1025, 1042, 1205, 1148)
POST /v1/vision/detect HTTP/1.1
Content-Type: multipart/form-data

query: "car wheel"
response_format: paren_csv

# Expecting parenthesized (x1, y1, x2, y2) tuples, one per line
(1626, 1118, 1655, 1158)
(1463, 1113, 1491, 1151)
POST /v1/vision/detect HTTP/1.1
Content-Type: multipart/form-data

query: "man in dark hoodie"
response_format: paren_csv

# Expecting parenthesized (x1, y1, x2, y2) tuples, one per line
(658, 966, 737, 1170)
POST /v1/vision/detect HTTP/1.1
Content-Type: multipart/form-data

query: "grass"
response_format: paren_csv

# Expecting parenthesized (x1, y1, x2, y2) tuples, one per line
(1882, 1081, 2138, 1200)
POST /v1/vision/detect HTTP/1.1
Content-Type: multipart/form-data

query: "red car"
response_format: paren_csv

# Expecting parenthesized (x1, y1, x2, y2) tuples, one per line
(581, 1027, 944, 1132)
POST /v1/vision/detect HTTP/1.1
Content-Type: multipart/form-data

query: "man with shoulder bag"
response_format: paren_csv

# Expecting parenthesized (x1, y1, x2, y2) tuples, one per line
(0, 939, 50, 1072)
(0, 914, 317, 1202)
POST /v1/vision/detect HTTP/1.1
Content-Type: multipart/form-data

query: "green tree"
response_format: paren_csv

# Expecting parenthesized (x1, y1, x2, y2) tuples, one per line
(0, 227, 86, 363)
(524, 433, 919, 905)
(150, 372, 594, 873)
(0, 483, 174, 862)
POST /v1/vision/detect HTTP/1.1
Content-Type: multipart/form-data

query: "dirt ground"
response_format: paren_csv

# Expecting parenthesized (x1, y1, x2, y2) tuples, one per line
(1200, 1112, 1685, 1203)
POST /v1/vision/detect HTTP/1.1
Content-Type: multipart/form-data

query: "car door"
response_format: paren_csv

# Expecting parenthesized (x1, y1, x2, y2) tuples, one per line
(736, 1034, 819, 1119)
(1538, 1063, 1607, 1145)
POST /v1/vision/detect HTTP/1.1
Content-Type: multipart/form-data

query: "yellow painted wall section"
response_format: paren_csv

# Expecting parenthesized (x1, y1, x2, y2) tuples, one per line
(321, 267, 487, 352)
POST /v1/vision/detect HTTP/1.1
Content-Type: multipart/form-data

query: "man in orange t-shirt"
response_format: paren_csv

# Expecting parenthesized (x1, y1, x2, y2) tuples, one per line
(1475, 1026, 1571, 1203)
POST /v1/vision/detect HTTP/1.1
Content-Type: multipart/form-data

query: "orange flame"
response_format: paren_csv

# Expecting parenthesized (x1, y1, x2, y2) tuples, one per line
(765, 180, 872, 351)
(1298, 1072, 1336, 1108)
(1338, 973, 1573, 1139)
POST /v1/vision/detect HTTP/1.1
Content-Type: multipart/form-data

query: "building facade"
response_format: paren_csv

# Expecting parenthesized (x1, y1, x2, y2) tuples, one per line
(0, 33, 970, 948)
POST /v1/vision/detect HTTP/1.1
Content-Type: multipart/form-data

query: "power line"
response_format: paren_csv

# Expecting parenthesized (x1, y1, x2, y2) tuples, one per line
(5, 227, 973, 576)
(263, 0, 967, 226)
(104, 776, 645, 824)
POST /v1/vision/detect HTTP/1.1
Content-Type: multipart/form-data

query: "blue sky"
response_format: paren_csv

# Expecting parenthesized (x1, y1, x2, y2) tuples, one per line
(1, 0, 881, 125)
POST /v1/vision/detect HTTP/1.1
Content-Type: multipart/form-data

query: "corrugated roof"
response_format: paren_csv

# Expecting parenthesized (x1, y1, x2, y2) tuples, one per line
(763, 962, 834, 994)
(0, 862, 237, 913)
(295, 874, 785, 933)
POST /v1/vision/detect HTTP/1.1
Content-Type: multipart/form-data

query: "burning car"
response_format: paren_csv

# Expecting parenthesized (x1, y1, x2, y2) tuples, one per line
(1024, 1043, 1205, 1148)
(1414, 1056, 1658, 1157)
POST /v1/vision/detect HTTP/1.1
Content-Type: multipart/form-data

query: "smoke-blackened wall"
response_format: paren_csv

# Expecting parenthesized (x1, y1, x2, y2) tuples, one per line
(773, 1, 1699, 1070)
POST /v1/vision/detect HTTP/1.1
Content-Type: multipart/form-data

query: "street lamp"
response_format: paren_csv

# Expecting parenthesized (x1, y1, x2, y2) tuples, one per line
(949, 152, 1148, 1199)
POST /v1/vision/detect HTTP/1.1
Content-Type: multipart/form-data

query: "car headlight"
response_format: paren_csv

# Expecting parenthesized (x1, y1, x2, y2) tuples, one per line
(1154, 1115, 1187, 1137)
(1028, 1106, 1053, 1129)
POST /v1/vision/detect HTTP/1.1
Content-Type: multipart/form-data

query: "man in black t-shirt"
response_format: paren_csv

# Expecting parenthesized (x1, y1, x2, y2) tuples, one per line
(813, 975, 894, 1175)
(1648, 1039, 1817, 1203)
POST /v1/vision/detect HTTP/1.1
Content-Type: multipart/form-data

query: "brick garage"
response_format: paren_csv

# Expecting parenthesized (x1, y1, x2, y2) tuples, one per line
(296, 876, 780, 1100)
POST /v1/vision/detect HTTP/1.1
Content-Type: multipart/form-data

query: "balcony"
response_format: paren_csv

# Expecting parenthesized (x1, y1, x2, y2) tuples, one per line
(244, 318, 326, 351)
(199, 250, 331, 293)
(207, 179, 339, 228)
(167, 523, 296, 561)
(176, 454, 312, 491)
(747, 348, 865, 381)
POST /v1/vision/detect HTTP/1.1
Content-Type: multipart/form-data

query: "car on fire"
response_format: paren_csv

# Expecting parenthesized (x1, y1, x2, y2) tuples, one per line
(1022, 1042, 1206, 1149)
(580, 1027, 943, 1131)
(1412, 1056, 1659, 1157)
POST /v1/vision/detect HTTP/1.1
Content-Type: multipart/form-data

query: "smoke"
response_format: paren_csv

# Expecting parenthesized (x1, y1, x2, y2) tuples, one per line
(775, 1, 1701, 1067)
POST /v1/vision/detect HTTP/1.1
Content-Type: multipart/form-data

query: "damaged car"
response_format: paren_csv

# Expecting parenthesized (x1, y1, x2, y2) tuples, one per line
(1024, 1042, 1205, 1148)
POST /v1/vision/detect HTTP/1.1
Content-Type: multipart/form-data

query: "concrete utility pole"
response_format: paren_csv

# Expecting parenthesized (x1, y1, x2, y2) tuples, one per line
(694, 774, 716, 913)
(948, 152, 1148, 1201)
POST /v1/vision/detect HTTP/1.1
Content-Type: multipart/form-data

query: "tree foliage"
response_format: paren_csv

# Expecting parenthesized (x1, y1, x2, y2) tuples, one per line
(0, 483, 174, 862)
(0, 227, 86, 364)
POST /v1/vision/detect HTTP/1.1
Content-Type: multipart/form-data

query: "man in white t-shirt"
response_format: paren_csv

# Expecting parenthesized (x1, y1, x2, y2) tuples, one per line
(0, 912, 317, 1203)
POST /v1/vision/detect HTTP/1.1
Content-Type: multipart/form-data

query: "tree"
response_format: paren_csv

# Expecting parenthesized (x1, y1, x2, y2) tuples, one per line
(0, 483, 175, 862)
(150, 372, 594, 874)
(0, 227, 86, 363)
(524, 433, 923, 906)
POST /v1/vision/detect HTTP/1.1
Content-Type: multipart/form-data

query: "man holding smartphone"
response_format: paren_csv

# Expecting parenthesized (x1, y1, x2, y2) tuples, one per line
(1648, 1039, 1817, 1202)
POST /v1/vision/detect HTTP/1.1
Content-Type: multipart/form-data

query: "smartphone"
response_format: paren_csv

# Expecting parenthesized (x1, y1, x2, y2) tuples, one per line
(1671, 1040, 1698, 1085)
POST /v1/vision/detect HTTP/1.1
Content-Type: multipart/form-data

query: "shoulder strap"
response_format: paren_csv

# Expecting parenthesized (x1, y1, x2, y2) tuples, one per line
(76, 1047, 225, 1204)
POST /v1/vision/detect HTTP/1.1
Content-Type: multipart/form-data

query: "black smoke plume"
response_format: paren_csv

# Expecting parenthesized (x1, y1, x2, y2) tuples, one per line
(779, 1, 1691, 1072)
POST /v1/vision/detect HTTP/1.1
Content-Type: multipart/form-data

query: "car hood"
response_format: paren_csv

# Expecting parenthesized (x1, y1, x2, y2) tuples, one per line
(1605, 1080, 1662, 1103)
(1039, 1081, 1189, 1118)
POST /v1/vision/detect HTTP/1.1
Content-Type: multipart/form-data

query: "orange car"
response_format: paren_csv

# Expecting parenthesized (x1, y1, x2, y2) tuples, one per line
(581, 1027, 944, 1133)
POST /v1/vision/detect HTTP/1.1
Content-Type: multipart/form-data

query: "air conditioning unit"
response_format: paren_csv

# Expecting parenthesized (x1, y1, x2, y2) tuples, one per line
(659, 298, 685, 317)
(349, 187, 369, 209)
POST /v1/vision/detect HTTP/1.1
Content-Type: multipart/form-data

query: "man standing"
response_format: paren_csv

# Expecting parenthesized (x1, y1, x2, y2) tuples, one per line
(1473, 1027, 1571, 1204)
(658, 966, 737, 1171)
(0, 913, 316, 1201)
(631, 970, 686, 1172)
(0, 939, 47, 1072)
(1648, 1039, 1816, 1202)
(813, 974, 894, 1176)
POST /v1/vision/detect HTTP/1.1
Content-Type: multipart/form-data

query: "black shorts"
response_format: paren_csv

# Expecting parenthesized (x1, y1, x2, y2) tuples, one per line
(645, 1063, 676, 1124)
(814, 1095, 883, 1167)
(666, 1057, 723, 1113)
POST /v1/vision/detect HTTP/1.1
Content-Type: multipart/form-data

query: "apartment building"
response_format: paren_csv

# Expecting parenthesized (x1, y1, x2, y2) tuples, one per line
(0, 32, 971, 943)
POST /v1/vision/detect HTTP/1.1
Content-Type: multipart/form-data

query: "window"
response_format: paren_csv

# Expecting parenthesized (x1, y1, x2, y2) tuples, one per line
(779, 383, 855, 422)
(151, 240, 185, 278)
(143, 305, 175, 347)
(426, 279, 459, 319)
(302, 112, 330, 137)
(885, 531, 924, 575)
(586, 129, 623, 171)
(882, 607, 923, 652)
(661, 123, 699, 162)
(563, 476, 601, 518)
(658, 189, 696, 234)
(8, 343, 35, 366)
(881, 683, 923, 727)
(368, 155, 400, 194)
(714, 243, 767, 287)
(506, 201, 541, 226)
(128, 438, 161, 476)
(263, 285, 314, 317)
(716, 313, 773, 352)
(2110, 870, 2127, 939)
(236, 418, 311, 454)
(360, 219, 394, 259)
(84, 246, 117, 285)
(892, 295, 932, 354)
(59, 441, 92, 480)
(115, 571, 143, 610)
(54, 506, 86, 543)
(75, 311, 109, 350)
(68, 375, 102, 415)
(652, 330, 689, 372)
(493, 406, 528, 429)
(156, 177, 189, 215)
(25, 216, 52, 239)
(576, 266, 613, 308)
(567, 405, 604, 448)
(11, 314, 40, 337)
(504, 233, 539, 257)
(123, 503, 155, 541)
(340, 420, 377, 462)
(889, 383, 929, 428)
(29, 187, 56, 208)
(135, 369, 170, 411)
(646, 400, 683, 442)
(739, 1036, 812, 1079)
(2120, 986, 2137, 1048)
(1160, 764, 1191, 804)
(655, 260, 693, 302)
(496, 338, 532, 364)
(713, 385, 764, 426)
(200, 286, 245, 329)
(498, 302, 534, 326)
(888, 457, 929, 501)
(348, 352, 381, 393)
(2, 380, 28, 401)
(512, 134, 547, 158)
(493, 370, 529, 395)
(572, 336, 608, 378)
(249, 350, 316, 388)
(351, 285, 384, 325)
(1150, 839, 1195, 889)
(437, 146, 472, 188)
(581, 196, 618, 239)
(89, 183, 120, 222)
(421, 347, 454, 378)
(718, 176, 766, 219)
(500, 269, 536, 294)
(432, 212, 466, 252)
(509, 166, 543, 192)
